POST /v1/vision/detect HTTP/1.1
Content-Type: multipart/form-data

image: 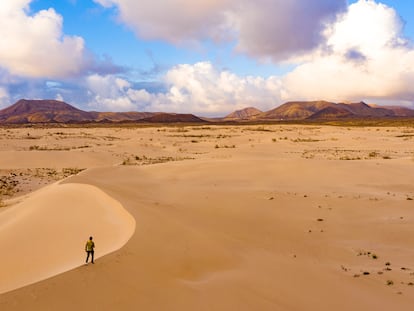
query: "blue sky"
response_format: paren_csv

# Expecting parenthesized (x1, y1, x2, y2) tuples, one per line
(0, 0, 413, 116)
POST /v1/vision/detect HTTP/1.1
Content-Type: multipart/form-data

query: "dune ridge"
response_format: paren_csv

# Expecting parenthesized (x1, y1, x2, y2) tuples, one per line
(0, 181, 135, 294)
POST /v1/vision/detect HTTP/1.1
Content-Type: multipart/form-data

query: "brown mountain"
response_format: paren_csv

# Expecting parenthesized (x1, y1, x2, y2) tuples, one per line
(2, 99, 413, 124)
(224, 107, 263, 120)
(257, 100, 411, 120)
(260, 101, 336, 120)
(91, 111, 156, 122)
(0, 99, 95, 123)
(139, 113, 207, 123)
(0, 99, 157, 124)
(369, 105, 414, 117)
(306, 106, 354, 120)
(337, 102, 394, 117)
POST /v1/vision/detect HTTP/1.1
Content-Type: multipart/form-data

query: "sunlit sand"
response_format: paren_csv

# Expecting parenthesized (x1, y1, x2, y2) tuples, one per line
(1, 124, 414, 310)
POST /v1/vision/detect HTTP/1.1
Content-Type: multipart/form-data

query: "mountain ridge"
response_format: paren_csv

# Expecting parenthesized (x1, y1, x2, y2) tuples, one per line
(1, 99, 414, 124)
(0, 99, 203, 124)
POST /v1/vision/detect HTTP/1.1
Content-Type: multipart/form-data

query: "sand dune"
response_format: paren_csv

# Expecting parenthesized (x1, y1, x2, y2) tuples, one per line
(0, 182, 135, 294)
(0, 125, 414, 310)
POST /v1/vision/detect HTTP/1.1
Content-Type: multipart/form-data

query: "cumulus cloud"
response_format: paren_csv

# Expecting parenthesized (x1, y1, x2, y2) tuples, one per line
(4, 0, 414, 115)
(94, 0, 236, 44)
(283, 0, 414, 104)
(156, 62, 282, 114)
(86, 1, 414, 114)
(234, 0, 347, 61)
(85, 63, 283, 115)
(0, 0, 123, 80)
(0, 0, 87, 78)
(94, 0, 347, 60)
(86, 74, 139, 111)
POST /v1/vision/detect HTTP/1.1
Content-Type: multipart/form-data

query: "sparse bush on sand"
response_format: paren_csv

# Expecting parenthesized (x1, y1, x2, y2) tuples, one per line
(215, 144, 236, 149)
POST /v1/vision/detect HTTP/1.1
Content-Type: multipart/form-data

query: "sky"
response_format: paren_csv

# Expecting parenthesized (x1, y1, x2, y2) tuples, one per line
(0, 0, 413, 116)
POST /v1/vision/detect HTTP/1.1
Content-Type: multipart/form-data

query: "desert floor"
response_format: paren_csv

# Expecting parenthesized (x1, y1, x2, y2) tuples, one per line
(0, 124, 414, 310)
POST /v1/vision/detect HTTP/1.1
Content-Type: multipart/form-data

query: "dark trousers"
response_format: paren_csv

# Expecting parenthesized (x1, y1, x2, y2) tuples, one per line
(86, 250, 94, 263)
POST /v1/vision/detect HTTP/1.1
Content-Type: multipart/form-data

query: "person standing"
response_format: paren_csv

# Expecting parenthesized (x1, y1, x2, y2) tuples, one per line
(85, 236, 95, 264)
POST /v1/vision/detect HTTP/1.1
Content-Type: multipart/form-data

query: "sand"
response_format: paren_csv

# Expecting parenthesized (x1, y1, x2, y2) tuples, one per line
(0, 181, 135, 294)
(0, 124, 414, 310)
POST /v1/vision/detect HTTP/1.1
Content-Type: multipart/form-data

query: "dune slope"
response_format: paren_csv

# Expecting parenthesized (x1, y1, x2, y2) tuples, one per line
(1, 157, 414, 310)
(0, 182, 135, 294)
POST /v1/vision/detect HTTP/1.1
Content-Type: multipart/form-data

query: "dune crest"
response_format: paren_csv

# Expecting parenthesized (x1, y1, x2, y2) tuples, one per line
(0, 182, 135, 294)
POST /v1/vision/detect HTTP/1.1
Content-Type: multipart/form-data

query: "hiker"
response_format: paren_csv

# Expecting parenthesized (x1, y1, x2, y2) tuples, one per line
(85, 236, 95, 264)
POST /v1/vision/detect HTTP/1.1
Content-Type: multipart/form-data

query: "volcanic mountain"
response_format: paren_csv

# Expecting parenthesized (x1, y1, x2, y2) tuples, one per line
(0, 99, 95, 123)
(2, 99, 414, 124)
(337, 102, 393, 117)
(0, 99, 156, 124)
(260, 101, 335, 120)
(224, 107, 263, 120)
(227, 101, 414, 121)
(0, 100, 207, 124)
(139, 113, 207, 123)
(305, 106, 355, 120)
(369, 105, 414, 117)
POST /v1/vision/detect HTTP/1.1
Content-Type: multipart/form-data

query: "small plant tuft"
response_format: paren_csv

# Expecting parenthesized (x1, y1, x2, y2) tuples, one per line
(386, 280, 394, 286)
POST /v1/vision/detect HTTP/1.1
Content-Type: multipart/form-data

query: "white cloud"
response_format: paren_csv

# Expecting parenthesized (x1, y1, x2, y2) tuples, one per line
(234, 0, 347, 61)
(283, 0, 414, 104)
(156, 62, 282, 114)
(86, 74, 151, 111)
(0, 0, 86, 78)
(326, 0, 406, 54)
(4, 0, 413, 114)
(93, 0, 236, 44)
(85, 63, 283, 115)
(91, 0, 414, 109)
(94, 0, 347, 59)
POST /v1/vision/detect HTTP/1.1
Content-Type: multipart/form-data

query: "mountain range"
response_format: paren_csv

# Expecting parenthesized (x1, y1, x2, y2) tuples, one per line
(0, 99, 205, 124)
(224, 100, 414, 121)
(0, 99, 413, 124)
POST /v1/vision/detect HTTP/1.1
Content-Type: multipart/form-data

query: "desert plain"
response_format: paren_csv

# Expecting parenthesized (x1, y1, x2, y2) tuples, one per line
(0, 123, 414, 310)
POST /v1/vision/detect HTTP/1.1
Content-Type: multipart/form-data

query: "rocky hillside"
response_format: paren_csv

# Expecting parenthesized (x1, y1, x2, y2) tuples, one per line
(226, 101, 414, 121)
(224, 107, 263, 120)
(139, 113, 207, 123)
(0, 99, 156, 124)
(0, 99, 94, 123)
(2, 99, 414, 124)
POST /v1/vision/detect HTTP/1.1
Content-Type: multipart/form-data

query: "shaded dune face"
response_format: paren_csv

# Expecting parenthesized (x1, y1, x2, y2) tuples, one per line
(0, 182, 135, 294)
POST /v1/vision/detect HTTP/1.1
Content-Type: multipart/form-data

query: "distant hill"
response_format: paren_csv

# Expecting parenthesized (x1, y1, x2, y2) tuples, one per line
(337, 102, 393, 118)
(258, 101, 414, 121)
(369, 105, 414, 117)
(91, 111, 156, 122)
(0, 99, 95, 123)
(1, 99, 413, 124)
(260, 101, 335, 120)
(223, 101, 414, 121)
(306, 106, 354, 120)
(139, 113, 207, 123)
(0, 99, 156, 124)
(224, 107, 263, 120)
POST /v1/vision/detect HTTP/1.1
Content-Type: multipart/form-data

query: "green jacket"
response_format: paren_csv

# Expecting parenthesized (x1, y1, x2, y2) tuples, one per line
(85, 240, 95, 252)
